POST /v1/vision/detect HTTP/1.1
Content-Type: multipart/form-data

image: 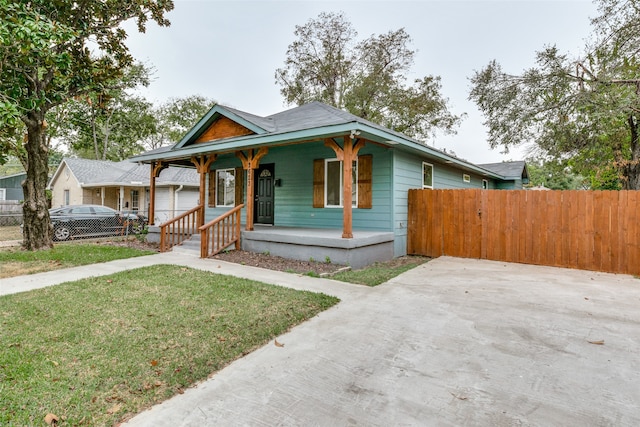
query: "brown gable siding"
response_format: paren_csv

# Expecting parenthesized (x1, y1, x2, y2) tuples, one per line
(195, 116, 254, 143)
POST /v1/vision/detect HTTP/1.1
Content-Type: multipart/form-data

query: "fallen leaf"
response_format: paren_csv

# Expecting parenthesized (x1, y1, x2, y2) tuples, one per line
(106, 279, 113, 283)
(181, 267, 188, 271)
(584, 297, 589, 300)
(150, 359, 158, 366)
(274, 339, 285, 348)
(154, 380, 163, 387)
(106, 403, 122, 414)
(44, 413, 59, 425)
(449, 392, 468, 400)
(588, 340, 605, 345)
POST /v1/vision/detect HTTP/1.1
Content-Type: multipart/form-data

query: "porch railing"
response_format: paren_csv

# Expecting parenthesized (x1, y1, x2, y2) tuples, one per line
(159, 205, 202, 252)
(199, 204, 244, 258)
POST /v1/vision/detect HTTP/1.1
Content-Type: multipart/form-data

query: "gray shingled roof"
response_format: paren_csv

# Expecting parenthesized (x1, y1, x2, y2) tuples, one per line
(478, 161, 528, 179)
(58, 158, 198, 186)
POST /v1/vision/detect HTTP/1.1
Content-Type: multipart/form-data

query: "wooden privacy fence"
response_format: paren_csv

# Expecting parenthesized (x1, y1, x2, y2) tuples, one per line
(407, 189, 640, 276)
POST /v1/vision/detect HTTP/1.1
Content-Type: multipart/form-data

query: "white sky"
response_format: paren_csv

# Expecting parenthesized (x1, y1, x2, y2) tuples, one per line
(123, 0, 598, 164)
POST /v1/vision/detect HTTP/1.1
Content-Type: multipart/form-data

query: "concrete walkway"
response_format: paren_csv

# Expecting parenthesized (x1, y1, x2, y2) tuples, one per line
(2, 254, 640, 426)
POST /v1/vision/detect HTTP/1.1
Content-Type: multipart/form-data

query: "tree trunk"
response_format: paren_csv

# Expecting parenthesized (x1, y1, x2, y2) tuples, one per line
(622, 114, 640, 190)
(21, 111, 54, 251)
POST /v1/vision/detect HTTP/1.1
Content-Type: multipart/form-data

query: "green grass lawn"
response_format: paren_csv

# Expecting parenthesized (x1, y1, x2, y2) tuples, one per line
(0, 243, 156, 279)
(0, 265, 339, 426)
(331, 257, 430, 286)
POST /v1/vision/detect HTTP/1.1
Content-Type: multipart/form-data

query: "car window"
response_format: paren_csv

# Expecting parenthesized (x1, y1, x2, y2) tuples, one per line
(71, 207, 93, 214)
(93, 206, 115, 214)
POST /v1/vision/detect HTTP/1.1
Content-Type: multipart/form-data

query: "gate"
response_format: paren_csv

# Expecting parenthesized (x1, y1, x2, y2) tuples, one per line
(407, 189, 640, 276)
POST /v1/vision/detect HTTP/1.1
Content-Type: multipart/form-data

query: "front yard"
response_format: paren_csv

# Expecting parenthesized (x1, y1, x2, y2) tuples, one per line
(0, 265, 339, 426)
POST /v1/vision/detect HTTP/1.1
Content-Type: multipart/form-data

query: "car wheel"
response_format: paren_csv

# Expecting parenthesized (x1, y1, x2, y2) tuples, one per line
(54, 226, 71, 241)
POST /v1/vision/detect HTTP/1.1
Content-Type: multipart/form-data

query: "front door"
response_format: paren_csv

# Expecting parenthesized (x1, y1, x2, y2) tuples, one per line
(254, 163, 274, 225)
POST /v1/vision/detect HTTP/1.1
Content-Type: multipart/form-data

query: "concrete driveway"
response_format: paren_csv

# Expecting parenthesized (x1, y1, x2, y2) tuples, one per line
(122, 256, 640, 426)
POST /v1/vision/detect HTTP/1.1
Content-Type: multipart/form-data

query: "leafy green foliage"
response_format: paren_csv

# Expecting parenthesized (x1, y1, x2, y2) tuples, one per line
(52, 64, 157, 161)
(145, 95, 216, 149)
(469, 0, 640, 189)
(525, 157, 586, 190)
(275, 12, 463, 140)
(0, 0, 174, 250)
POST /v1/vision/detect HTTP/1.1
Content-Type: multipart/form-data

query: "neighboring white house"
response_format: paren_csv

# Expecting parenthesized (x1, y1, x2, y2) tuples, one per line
(48, 158, 200, 224)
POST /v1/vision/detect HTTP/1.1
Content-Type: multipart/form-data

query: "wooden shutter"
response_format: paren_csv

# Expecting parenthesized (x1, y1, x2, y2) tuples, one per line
(358, 154, 372, 209)
(208, 171, 216, 207)
(235, 167, 244, 206)
(313, 159, 325, 208)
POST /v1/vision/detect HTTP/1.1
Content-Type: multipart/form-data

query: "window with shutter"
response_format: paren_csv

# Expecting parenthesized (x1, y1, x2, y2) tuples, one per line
(313, 155, 372, 208)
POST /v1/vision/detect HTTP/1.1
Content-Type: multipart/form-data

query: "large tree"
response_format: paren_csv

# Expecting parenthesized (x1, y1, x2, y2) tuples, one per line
(469, 0, 640, 189)
(0, 0, 173, 250)
(54, 63, 157, 161)
(275, 11, 462, 140)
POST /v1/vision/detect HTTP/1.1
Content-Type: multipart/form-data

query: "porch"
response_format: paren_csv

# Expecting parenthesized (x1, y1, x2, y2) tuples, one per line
(241, 226, 394, 269)
(145, 205, 394, 269)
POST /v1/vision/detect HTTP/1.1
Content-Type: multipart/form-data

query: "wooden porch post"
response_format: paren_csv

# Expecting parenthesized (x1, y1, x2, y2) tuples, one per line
(325, 135, 365, 238)
(191, 155, 217, 227)
(149, 161, 167, 226)
(236, 147, 269, 231)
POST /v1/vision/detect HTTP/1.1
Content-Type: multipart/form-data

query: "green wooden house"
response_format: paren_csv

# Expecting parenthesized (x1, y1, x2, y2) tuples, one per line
(131, 101, 524, 267)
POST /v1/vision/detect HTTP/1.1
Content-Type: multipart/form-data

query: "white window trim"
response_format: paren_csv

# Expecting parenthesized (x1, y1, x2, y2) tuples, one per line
(216, 168, 236, 207)
(463, 174, 471, 183)
(0, 188, 5, 201)
(324, 158, 358, 208)
(482, 179, 488, 189)
(422, 162, 434, 189)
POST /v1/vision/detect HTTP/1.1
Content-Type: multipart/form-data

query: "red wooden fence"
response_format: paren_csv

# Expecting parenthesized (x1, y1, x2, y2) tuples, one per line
(407, 189, 640, 276)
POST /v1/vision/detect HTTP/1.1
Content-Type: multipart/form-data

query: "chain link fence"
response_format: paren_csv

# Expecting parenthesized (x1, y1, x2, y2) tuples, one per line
(0, 205, 148, 242)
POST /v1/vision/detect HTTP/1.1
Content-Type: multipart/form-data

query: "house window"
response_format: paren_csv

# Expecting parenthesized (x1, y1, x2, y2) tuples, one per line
(63, 189, 70, 205)
(482, 179, 488, 189)
(131, 190, 139, 211)
(216, 169, 236, 207)
(325, 159, 357, 208)
(463, 174, 471, 183)
(0, 188, 5, 201)
(422, 163, 433, 189)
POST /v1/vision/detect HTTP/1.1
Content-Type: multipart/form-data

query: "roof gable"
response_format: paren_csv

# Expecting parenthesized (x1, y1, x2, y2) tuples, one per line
(175, 104, 271, 149)
(479, 161, 529, 180)
(195, 116, 255, 143)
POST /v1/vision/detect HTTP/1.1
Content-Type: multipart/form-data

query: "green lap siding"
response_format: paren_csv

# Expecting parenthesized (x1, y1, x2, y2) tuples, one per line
(204, 142, 394, 232)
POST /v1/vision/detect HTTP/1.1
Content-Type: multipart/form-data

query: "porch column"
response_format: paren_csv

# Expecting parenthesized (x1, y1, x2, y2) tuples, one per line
(149, 161, 167, 226)
(325, 135, 365, 238)
(191, 155, 217, 227)
(119, 185, 125, 211)
(236, 147, 269, 231)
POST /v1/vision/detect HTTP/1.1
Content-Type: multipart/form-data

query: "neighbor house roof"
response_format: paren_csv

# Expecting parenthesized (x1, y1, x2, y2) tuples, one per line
(132, 101, 509, 180)
(48, 158, 199, 188)
(478, 161, 529, 180)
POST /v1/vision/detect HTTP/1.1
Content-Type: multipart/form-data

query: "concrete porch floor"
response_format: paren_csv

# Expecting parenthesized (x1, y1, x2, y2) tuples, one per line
(241, 225, 395, 268)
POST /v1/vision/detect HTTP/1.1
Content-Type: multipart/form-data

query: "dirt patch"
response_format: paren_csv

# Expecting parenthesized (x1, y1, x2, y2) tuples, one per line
(213, 250, 344, 276)
(64, 238, 427, 278)
(213, 250, 428, 277)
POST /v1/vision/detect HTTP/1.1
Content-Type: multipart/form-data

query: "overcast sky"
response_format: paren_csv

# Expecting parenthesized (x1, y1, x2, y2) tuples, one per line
(123, 0, 598, 164)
